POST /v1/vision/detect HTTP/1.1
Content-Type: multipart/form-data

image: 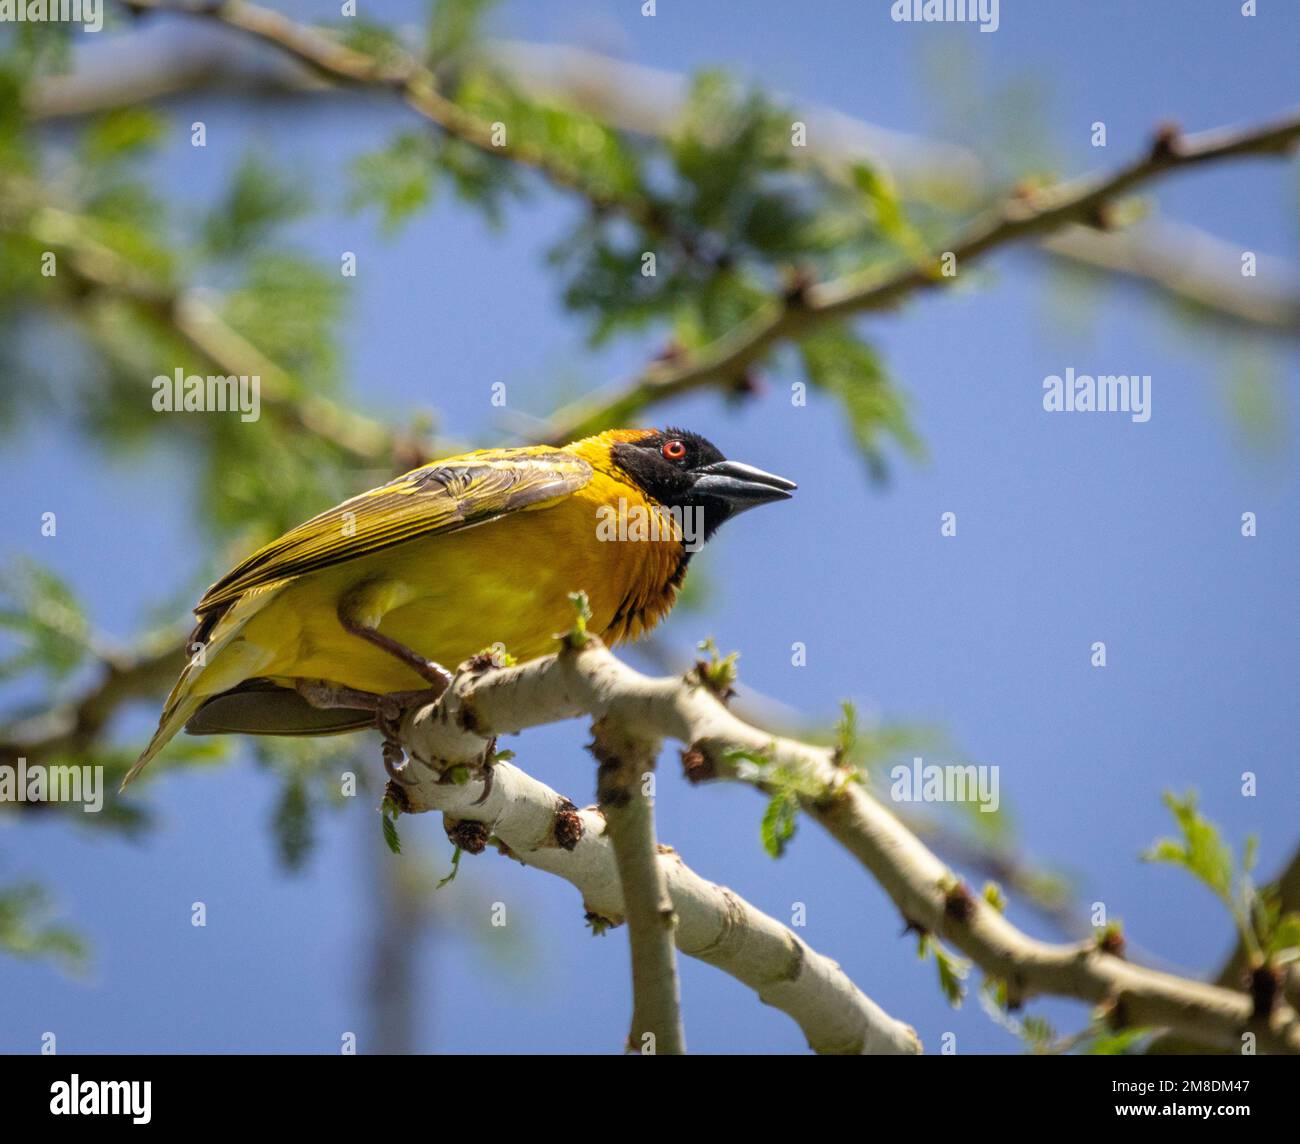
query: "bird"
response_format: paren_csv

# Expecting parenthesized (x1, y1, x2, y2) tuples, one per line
(122, 427, 795, 788)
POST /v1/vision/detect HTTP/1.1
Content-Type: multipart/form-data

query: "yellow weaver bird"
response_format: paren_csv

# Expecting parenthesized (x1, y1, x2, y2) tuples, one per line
(123, 428, 794, 787)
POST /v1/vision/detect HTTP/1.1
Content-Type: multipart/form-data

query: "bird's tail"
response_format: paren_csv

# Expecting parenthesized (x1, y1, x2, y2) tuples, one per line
(121, 589, 278, 791)
(120, 680, 207, 790)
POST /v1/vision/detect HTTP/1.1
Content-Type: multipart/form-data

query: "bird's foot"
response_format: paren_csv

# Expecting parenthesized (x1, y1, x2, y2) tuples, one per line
(382, 736, 411, 785)
(336, 600, 454, 689)
(472, 736, 498, 807)
(374, 683, 454, 782)
(374, 685, 450, 740)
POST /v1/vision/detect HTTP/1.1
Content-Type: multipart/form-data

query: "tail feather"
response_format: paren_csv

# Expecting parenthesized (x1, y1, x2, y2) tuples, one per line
(121, 587, 281, 791)
(120, 687, 207, 790)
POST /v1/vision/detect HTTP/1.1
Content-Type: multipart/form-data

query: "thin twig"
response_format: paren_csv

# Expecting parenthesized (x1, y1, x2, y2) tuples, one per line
(489, 41, 1300, 339)
(541, 111, 1300, 442)
(119, 0, 709, 262)
(0, 639, 186, 766)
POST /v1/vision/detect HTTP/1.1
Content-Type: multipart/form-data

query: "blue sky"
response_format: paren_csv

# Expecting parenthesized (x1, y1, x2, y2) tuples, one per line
(2, 0, 1298, 1053)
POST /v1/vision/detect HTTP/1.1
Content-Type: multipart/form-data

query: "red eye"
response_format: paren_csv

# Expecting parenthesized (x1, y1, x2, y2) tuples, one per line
(662, 440, 687, 461)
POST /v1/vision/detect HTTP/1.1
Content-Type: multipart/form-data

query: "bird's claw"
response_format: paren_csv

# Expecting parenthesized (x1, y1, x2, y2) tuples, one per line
(471, 737, 498, 806)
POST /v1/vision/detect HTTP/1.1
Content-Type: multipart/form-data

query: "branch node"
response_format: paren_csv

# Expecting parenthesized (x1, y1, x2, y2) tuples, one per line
(1096, 925, 1127, 959)
(552, 798, 585, 851)
(679, 743, 715, 784)
(1249, 963, 1281, 1019)
(1098, 990, 1131, 1032)
(780, 264, 815, 308)
(444, 817, 490, 854)
(1082, 200, 1120, 232)
(383, 779, 412, 815)
(728, 369, 764, 400)
(585, 910, 619, 935)
(942, 880, 976, 926)
(465, 644, 516, 673)
(456, 700, 483, 734)
(653, 339, 687, 366)
(1005, 978, 1027, 1012)
(1150, 121, 1183, 161)
(591, 716, 657, 808)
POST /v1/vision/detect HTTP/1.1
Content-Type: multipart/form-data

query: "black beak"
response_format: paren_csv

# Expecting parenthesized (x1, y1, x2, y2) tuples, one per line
(690, 460, 797, 513)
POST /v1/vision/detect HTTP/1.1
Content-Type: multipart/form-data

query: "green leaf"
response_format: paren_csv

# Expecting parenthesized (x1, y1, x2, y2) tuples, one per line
(672, 70, 796, 230)
(81, 106, 166, 165)
(760, 789, 799, 858)
(202, 153, 307, 259)
(799, 323, 923, 482)
(382, 813, 402, 855)
(918, 932, 969, 1007)
(1020, 1015, 1057, 1052)
(833, 700, 859, 764)
(0, 558, 91, 685)
(1243, 833, 1259, 875)
(436, 846, 464, 889)
(1142, 790, 1234, 903)
(219, 253, 344, 385)
(563, 590, 592, 648)
(427, 0, 499, 66)
(935, 947, 966, 1006)
(695, 636, 739, 695)
(850, 161, 929, 261)
(380, 796, 403, 856)
(0, 882, 89, 975)
(673, 271, 769, 348)
(271, 774, 314, 871)
(1267, 912, 1300, 958)
(333, 18, 410, 69)
(724, 746, 774, 770)
(349, 132, 439, 234)
(1082, 1028, 1152, 1056)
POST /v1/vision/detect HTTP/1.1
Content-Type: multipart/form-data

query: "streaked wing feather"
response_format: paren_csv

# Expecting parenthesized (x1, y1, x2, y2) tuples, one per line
(196, 451, 591, 613)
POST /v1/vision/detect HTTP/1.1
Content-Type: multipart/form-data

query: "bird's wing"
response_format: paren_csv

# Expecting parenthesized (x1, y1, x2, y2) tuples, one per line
(196, 450, 593, 614)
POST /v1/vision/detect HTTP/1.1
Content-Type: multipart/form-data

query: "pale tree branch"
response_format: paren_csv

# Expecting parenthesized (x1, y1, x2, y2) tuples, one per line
(1042, 223, 1300, 335)
(380, 686, 919, 1054)
(589, 715, 686, 1054)
(389, 638, 1300, 1055)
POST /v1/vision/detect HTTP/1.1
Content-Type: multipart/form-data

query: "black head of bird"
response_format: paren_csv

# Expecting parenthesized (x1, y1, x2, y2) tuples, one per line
(609, 427, 797, 543)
